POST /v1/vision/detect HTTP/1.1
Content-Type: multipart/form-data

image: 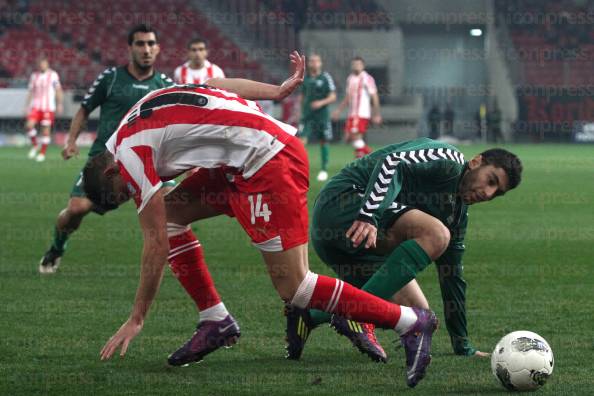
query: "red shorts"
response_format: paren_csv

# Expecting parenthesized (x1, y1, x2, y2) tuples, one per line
(27, 108, 55, 127)
(179, 136, 310, 252)
(344, 117, 369, 135)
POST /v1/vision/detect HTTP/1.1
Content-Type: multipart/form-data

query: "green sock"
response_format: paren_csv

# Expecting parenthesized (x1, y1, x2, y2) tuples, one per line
(320, 143, 329, 171)
(310, 309, 332, 326)
(362, 240, 432, 300)
(51, 226, 69, 254)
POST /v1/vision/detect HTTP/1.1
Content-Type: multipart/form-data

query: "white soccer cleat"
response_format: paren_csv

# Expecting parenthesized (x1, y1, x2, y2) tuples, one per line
(35, 153, 46, 162)
(28, 147, 38, 159)
(316, 170, 328, 182)
(39, 250, 62, 274)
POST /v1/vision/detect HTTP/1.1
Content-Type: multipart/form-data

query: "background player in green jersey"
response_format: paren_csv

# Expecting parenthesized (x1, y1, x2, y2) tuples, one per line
(38, 24, 174, 273)
(298, 53, 336, 181)
(286, 138, 522, 361)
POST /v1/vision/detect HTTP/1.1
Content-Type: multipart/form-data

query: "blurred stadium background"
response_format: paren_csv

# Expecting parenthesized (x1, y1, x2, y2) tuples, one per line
(0, 0, 592, 146)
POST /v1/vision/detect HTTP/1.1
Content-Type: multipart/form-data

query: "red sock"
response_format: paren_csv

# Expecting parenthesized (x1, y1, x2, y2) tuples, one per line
(363, 144, 372, 155)
(27, 129, 37, 146)
(355, 148, 366, 158)
(310, 275, 401, 329)
(168, 229, 221, 311)
(39, 136, 50, 155)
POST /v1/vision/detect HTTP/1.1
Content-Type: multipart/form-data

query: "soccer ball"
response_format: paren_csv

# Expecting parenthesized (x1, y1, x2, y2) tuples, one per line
(491, 331, 554, 391)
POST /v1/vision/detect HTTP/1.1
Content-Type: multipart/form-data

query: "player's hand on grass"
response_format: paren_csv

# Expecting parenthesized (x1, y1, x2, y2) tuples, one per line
(346, 220, 377, 249)
(474, 350, 490, 358)
(61, 142, 79, 160)
(277, 51, 305, 101)
(100, 318, 143, 360)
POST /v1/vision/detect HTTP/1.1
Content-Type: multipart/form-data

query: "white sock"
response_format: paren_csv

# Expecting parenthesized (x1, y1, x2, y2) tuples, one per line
(352, 139, 365, 149)
(199, 302, 229, 322)
(27, 128, 37, 138)
(394, 306, 418, 334)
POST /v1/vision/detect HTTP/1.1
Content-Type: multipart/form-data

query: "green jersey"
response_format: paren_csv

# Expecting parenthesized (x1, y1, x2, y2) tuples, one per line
(313, 138, 476, 355)
(324, 138, 467, 232)
(81, 66, 174, 156)
(300, 71, 335, 123)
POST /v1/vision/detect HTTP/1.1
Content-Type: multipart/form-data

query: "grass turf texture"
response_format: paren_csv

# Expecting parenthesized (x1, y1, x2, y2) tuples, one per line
(1, 144, 593, 395)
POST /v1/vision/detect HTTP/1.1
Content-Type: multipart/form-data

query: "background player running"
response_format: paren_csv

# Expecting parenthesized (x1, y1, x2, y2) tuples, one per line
(286, 138, 522, 362)
(174, 37, 225, 85)
(297, 53, 336, 181)
(82, 52, 437, 388)
(331, 56, 381, 159)
(38, 24, 174, 274)
(24, 56, 63, 162)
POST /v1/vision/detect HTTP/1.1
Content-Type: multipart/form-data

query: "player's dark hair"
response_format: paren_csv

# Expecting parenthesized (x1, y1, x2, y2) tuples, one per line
(480, 148, 523, 190)
(352, 56, 365, 63)
(82, 152, 123, 212)
(188, 37, 208, 49)
(127, 24, 157, 45)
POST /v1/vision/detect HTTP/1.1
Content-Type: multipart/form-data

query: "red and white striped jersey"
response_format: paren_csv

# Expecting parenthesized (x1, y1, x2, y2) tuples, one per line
(173, 60, 225, 85)
(106, 85, 297, 212)
(28, 69, 61, 112)
(345, 71, 377, 119)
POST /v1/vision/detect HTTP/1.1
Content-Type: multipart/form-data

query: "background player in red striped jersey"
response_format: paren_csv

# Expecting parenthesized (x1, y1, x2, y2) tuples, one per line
(24, 57, 63, 162)
(174, 37, 225, 85)
(332, 56, 382, 159)
(82, 52, 437, 387)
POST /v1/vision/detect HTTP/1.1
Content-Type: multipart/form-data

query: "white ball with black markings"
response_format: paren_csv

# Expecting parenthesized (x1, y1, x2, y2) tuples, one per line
(491, 331, 554, 391)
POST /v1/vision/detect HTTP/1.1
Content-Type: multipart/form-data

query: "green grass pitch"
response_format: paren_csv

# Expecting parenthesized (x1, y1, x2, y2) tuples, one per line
(1, 143, 593, 395)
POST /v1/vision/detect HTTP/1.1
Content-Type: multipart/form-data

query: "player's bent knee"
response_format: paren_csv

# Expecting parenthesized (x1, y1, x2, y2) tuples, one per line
(66, 198, 93, 217)
(429, 223, 450, 258)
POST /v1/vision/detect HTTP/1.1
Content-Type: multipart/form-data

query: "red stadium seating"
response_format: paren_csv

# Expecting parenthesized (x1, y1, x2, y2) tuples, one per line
(497, 0, 594, 87)
(0, 0, 269, 88)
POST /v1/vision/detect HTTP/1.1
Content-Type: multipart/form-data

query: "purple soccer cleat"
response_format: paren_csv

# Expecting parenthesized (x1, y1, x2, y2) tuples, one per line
(330, 315, 388, 363)
(400, 308, 438, 388)
(168, 314, 240, 366)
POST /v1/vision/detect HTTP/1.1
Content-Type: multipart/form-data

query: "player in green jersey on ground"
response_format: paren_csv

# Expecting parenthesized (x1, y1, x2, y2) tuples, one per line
(38, 24, 174, 273)
(298, 53, 336, 182)
(286, 138, 522, 361)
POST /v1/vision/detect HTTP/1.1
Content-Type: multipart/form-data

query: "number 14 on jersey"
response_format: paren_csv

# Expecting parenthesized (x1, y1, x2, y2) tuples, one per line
(248, 194, 271, 224)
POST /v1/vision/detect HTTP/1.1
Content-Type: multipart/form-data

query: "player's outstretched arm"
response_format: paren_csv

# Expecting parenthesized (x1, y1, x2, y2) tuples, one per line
(206, 51, 305, 101)
(61, 107, 89, 160)
(100, 190, 169, 360)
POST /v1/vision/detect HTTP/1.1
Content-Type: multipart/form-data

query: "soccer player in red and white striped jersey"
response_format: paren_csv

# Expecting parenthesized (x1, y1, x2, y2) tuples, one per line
(83, 52, 436, 386)
(332, 56, 382, 159)
(173, 37, 225, 85)
(24, 57, 63, 162)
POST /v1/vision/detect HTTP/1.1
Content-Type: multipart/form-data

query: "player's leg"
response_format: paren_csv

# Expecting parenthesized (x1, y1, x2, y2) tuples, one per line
(392, 279, 429, 309)
(360, 209, 450, 301)
(237, 137, 435, 386)
(316, 120, 332, 181)
(35, 124, 51, 162)
(165, 169, 240, 366)
(262, 244, 436, 386)
(25, 117, 38, 158)
(39, 195, 94, 273)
